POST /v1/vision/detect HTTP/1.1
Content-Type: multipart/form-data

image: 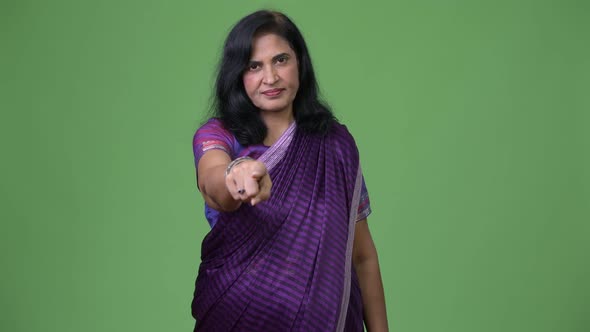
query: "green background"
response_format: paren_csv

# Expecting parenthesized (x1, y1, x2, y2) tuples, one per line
(1, 0, 588, 331)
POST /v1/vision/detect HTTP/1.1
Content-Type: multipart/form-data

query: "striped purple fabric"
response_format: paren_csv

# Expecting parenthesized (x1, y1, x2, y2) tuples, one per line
(191, 123, 364, 331)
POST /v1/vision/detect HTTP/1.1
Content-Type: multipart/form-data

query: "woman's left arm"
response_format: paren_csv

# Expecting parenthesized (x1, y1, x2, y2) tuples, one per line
(353, 219, 389, 332)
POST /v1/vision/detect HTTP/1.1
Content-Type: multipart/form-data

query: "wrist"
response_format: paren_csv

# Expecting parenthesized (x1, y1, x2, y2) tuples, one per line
(225, 156, 254, 177)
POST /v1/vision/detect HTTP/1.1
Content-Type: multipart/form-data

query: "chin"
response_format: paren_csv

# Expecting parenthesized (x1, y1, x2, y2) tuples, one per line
(258, 104, 290, 113)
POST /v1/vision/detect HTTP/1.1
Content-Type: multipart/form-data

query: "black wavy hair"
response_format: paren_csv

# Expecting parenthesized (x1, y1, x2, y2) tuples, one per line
(213, 10, 336, 146)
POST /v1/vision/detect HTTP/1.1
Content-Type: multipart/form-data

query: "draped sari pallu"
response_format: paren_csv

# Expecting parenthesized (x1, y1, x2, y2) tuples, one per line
(192, 123, 365, 331)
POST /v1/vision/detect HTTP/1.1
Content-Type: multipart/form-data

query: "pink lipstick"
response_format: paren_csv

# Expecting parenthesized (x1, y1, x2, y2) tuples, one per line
(262, 88, 284, 97)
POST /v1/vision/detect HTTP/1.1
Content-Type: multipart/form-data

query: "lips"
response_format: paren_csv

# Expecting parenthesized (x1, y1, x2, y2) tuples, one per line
(261, 88, 284, 96)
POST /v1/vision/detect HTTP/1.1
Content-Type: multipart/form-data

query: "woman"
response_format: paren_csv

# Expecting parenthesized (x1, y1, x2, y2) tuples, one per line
(191, 10, 388, 331)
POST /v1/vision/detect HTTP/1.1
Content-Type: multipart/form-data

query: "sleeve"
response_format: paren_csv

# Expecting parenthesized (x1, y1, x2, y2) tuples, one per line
(356, 174, 372, 222)
(192, 118, 237, 167)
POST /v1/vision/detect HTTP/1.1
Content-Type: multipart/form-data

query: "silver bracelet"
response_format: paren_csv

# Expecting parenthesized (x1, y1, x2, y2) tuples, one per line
(225, 156, 254, 177)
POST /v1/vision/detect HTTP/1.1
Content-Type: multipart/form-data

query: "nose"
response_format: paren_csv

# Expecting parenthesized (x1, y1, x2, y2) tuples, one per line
(262, 66, 278, 85)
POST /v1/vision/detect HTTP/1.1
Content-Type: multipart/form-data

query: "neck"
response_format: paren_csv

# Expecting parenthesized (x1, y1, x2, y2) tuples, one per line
(261, 109, 295, 146)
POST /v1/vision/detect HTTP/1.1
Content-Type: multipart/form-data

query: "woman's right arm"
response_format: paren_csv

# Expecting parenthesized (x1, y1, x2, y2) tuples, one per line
(198, 150, 272, 212)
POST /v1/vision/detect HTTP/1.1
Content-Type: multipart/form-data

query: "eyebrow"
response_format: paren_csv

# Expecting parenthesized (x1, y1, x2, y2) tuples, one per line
(248, 53, 290, 65)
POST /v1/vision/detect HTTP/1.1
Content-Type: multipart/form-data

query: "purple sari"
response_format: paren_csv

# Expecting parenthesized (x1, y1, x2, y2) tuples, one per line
(192, 123, 365, 331)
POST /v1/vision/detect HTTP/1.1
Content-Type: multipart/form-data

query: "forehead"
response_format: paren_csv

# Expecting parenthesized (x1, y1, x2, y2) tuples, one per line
(249, 33, 295, 59)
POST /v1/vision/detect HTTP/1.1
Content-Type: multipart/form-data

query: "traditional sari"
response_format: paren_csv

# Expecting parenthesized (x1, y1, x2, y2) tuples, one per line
(192, 121, 367, 331)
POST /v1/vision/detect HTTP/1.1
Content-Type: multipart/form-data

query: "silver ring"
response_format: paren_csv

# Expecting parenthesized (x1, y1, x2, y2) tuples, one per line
(237, 189, 245, 195)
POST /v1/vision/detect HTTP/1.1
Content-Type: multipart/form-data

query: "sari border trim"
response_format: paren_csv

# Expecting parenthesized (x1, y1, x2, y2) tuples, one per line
(336, 164, 364, 331)
(257, 121, 296, 172)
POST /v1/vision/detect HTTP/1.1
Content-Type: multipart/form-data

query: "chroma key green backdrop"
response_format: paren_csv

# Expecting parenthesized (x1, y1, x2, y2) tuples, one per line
(1, 1, 588, 331)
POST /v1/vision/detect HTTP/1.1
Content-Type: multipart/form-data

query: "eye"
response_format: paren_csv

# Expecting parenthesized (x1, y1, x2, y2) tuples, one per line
(247, 63, 260, 71)
(276, 55, 288, 64)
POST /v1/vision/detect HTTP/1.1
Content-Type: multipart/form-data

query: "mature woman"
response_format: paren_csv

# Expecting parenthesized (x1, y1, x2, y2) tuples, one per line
(191, 10, 388, 331)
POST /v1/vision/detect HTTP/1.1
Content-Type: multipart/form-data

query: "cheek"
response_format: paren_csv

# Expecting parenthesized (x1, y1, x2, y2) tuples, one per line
(243, 75, 259, 95)
(287, 67, 299, 88)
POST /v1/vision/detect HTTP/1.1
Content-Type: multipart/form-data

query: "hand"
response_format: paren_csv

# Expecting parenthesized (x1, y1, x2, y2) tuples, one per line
(225, 159, 272, 206)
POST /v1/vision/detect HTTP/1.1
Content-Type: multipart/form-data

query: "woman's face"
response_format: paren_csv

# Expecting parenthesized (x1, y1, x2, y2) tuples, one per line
(243, 33, 299, 117)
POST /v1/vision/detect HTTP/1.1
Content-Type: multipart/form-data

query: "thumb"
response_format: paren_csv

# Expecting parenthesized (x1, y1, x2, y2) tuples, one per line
(250, 169, 266, 180)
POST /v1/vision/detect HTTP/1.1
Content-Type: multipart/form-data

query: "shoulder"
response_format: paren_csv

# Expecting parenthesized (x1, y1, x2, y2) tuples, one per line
(194, 118, 229, 137)
(326, 121, 360, 160)
(193, 118, 240, 159)
(328, 121, 357, 148)
(193, 118, 235, 144)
